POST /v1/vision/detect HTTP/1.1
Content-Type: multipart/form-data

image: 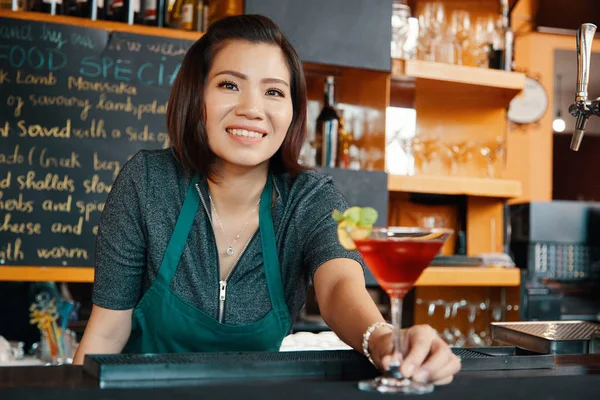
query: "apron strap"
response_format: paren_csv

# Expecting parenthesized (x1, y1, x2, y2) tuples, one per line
(157, 175, 201, 285)
(259, 176, 289, 322)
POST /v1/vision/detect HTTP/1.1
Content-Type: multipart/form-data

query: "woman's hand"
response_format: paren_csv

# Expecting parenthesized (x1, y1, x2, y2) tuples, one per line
(369, 324, 461, 385)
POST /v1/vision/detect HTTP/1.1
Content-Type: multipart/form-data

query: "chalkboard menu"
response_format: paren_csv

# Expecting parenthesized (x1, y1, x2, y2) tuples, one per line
(0, 16, 194, 267)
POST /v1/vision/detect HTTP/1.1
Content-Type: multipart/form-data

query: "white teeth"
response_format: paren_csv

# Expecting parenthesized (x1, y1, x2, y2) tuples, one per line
(227, 128, 264, 138)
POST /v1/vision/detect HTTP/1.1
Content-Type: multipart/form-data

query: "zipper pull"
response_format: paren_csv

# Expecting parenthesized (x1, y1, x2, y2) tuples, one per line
(218, 280, 227, 322)
(219, 280, 227, 302)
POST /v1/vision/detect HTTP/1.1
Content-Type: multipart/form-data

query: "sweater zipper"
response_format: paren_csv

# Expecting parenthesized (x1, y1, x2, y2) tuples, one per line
(196, 183, 257, 323)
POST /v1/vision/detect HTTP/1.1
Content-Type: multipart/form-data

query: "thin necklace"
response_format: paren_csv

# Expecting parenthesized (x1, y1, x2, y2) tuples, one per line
(209, 195, 260, 256)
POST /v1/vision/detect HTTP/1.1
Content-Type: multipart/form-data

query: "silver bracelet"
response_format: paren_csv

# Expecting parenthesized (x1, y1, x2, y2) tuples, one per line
(362, 322, 393, 366)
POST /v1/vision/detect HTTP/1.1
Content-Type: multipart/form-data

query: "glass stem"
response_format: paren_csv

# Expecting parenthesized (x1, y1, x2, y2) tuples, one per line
(389, 295, 403, 369)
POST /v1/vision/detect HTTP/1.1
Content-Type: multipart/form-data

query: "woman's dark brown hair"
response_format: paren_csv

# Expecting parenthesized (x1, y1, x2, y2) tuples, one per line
(167, 14, 309, 179)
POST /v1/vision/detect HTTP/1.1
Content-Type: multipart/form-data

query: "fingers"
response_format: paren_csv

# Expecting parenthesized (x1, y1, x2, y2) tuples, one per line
(400, 325, 438, 379)
(415, 338, 461, 385)
(432, 375, 454, 386)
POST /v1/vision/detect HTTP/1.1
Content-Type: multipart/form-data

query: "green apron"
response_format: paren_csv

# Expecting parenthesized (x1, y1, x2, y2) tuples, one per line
(123, 175, 291, 354)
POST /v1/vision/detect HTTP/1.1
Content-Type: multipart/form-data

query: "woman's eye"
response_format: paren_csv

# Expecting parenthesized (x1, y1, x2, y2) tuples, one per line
(218, 81, 238, 91)
(266, 89, 285, 97)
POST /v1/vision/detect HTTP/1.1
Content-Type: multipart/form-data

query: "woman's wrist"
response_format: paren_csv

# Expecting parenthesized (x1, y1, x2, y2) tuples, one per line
(362, 322, 393, 368)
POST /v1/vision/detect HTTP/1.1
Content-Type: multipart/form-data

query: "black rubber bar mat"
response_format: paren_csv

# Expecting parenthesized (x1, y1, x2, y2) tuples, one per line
(82, 348, 555, 388)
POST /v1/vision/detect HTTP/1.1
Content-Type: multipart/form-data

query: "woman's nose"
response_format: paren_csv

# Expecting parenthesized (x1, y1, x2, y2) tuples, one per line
(235, 90, 266, 120)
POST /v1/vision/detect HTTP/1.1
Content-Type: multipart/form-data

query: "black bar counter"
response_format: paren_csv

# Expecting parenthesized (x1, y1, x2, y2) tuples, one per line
(1, 352, 600, 399)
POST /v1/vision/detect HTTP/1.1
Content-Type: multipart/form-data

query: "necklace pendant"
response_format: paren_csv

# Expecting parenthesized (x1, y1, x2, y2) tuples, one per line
(226, 247, 234, 256)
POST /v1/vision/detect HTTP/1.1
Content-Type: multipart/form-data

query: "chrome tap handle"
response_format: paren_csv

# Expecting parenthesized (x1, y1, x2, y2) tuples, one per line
(576, 23, 597, 102)
(570, 23, 597, 151)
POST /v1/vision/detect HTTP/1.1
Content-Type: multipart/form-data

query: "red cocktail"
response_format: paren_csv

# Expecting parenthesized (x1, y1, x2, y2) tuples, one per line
(354, 227, 453, 394)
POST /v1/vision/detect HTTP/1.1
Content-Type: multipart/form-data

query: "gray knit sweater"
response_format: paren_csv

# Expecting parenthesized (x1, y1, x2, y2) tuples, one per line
(91, 149, 365, 328)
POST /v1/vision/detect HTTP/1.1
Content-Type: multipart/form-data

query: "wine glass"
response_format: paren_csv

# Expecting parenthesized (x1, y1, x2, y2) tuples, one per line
(450, 10, 471, 65)
(446, 141, 473, 176)
(472, 16, 495, 67)
(479, 136, 505, 178)
(353, 227, 454, 394)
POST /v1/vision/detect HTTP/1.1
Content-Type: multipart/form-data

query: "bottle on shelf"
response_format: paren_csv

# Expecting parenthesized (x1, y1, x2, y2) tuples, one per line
(33, 0, 64, 15)
(108, 0, 127, 21)
(106, 0, 141, 24)
(65, 0, 91, 17)
(192, 0, 207, 32)
(489, 0, 514, 71)
(90, 0, 109, 20)
(500, 0, 514, 71)
(336, 115, 353, 169)
(314, 76, 341, 168)
(0, 0, 17, 10)
(143, 0, 167, 27)
(179, 0, 194, 30)
(168, 0, 183, 28)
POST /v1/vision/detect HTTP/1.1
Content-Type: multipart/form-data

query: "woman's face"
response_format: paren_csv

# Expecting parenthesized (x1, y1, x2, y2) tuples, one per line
(204, 40, 293, 172)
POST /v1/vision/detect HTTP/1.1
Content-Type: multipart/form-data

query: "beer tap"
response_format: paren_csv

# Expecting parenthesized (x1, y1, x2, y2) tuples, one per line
(569, 23, 598, 151)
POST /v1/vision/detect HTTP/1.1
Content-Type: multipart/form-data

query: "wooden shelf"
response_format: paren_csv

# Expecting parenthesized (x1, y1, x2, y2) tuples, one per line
(391, 59, 526, 106)
(388, 174, 522, 198)
(0, 267, 94, 283)
(0, 266, 520, 287)
(415, 267, 520, 287)
(0, 10, 203, 41)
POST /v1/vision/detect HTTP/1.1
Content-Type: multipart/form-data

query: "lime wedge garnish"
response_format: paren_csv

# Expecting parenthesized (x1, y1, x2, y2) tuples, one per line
(332, 207, 378, 250)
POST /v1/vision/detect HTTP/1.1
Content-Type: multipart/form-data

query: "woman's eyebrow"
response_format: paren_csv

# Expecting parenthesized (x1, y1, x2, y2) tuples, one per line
(214, 70, 289, 87)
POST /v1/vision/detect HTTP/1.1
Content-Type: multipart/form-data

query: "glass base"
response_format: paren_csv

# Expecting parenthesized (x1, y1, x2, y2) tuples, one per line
(358, 376, 434, 395)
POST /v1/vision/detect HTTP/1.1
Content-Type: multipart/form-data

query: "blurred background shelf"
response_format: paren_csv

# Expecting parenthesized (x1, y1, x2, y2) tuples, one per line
(388, 174, 522, 198)
(416, 267, 521, 287)
(0, 10, 204, 40)
(0, 267, 95, 283)
(391, 59, 526, 106)
(0, 266, 521, 287)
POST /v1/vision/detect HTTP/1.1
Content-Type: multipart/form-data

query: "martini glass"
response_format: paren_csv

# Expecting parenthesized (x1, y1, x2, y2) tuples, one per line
(354, 227, 453, 394)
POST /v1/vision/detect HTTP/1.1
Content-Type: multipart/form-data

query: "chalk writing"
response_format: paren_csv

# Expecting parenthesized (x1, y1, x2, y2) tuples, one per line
(15, 69, 56, 85)
(29, 94, 92, 121)
(0, 121, 8, 137)
(82, 174, 112, 194)
(36, 246, 88, 260)
(146, 42, 188, 57)
(0, 69, 9, 85)
(93, 153, 120, 179)
(67, 76, 137, 95)
(0, 239, 24, 262)
(0, 17, 190, 267)
(17, 120, 71, 139)
(0, 44, 67, 71)
(96, 94, 168, 120)
(6, 95, 24, 117)
(80, 55, 180, 86)
(0, 23, 33, 42)
(70, 32, 94, 49)
(0, 191, 34, 213)
(42, 196, 72, 213)
(0, 213, 42, 235)
(75, 200, 104, 222)
(0, 144, 25, 165)
(126, 125, 170, 148)
(51, 216, 84, 235)
(16, 171, 76, 193)
(40, 24, 68, 50)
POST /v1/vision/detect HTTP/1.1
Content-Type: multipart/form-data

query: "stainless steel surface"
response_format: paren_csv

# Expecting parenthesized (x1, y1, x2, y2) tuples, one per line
(492, 321, 600, 354)
(569, 23, 599, 151)
(575, 24, 596, 102)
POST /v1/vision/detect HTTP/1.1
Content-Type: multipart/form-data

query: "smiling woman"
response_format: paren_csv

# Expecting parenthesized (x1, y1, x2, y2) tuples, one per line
(72, 13, 460, 390)
(167, 15, 307, 180)
(202, 41, 294, 170)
